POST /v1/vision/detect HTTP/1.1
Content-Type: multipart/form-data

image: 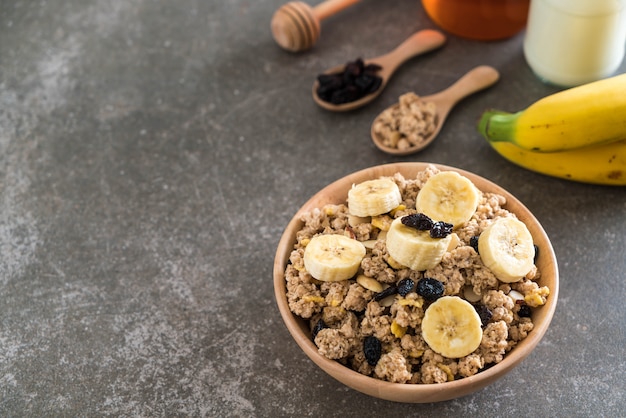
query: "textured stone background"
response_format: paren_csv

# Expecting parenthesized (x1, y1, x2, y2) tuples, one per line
(1, 0, 625, 416)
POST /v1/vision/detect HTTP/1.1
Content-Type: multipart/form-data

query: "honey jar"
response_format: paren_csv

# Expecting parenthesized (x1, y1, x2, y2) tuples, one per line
(421, 0, 530, 40)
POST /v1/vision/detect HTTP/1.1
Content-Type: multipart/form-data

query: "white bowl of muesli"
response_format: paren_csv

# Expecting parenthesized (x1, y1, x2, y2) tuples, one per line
(273, 162, 558, 403)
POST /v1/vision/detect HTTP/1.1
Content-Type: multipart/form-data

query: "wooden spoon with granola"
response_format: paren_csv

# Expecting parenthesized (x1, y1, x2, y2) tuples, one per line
(371, 65, 500, 156)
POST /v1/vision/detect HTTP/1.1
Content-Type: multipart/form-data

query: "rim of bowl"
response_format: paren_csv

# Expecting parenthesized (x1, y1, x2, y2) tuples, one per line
(273, 162, 559, 403)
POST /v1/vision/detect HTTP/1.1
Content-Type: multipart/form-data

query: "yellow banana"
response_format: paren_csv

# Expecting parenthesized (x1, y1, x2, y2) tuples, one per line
(486, 139, 626, 186)
(477, 73, 626, 152)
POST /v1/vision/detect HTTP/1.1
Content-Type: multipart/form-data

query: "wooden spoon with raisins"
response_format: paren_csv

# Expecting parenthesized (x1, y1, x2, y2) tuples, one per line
(312, 29, 446, 112)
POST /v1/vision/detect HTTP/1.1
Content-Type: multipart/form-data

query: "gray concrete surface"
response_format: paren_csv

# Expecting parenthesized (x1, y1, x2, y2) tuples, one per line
(1, 0, 625, 416)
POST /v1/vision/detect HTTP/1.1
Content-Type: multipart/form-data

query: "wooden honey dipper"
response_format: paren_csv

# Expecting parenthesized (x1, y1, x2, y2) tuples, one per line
(271, 0, 362, 52)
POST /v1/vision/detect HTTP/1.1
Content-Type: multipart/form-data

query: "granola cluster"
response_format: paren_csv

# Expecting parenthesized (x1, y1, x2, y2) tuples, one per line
(372, 93, 438, 150)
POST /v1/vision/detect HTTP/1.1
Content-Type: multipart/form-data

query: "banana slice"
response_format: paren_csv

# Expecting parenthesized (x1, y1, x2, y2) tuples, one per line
(303, 234, 366, 282)
(416, 171, 480, 228)
(385, 217, 452, 271)
(421, 296, 483, 358)
(347, 214, 370, 228)
(347, 178, 402, 217)
(478, 217, 535, 283)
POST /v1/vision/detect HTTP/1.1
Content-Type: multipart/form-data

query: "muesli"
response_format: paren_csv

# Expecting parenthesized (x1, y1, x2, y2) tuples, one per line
(283, 165, 550, 384)
(371, 92, 438, 151)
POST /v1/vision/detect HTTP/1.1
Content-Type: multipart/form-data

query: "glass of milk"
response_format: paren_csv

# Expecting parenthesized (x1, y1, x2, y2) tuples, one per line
(523, 0, 626, 87)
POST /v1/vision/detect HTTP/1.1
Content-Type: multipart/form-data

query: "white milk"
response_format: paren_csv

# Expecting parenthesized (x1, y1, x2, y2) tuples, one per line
(524, 0, 626, 86)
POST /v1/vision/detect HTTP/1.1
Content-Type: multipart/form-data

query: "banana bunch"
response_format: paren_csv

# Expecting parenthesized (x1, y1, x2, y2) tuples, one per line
(477, 73, 626, 186)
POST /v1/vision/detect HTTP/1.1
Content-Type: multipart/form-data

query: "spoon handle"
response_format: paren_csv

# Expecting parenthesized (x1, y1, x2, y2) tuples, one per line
(437, 66, 500, 106)
(377, 30, 446, 76)
(314, 0, 361, 21)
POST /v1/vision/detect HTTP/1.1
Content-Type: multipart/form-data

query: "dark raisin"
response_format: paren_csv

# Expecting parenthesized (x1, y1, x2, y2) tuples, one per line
(533, 244, 539, 264)
(470, 236, 480, 253)
(363, 335, 382, 366)
(343, 58, 364, 79)
(312, 319, 327, 340)
(474, 304, 492, 327)
(317, 73, 343, 88)
(374, 285, 398, 301)
(416, 277, 444, 301)
(330, 85, 361, 104)
(430, 221, 453, 238)
(401, 213, 433, 230)
(364, 75, 382, 94)
(316, 74, 344, 101)
(316, 58, 383, 104)
(518, 304, 532, 318)
(397, 278, 415, 297)
(354, 73, 376, 92)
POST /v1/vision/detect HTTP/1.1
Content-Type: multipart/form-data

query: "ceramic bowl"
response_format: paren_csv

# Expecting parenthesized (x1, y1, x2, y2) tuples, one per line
(273, 162, 558, 403)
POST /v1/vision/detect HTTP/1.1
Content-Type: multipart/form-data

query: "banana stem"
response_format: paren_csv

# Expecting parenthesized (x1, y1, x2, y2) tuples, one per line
(477, 109, 522, 142)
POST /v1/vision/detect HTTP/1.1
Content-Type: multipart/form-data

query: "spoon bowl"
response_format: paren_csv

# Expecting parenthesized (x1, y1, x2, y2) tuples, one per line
(371, 65, 500, 155)
(312, 29, 446, 112)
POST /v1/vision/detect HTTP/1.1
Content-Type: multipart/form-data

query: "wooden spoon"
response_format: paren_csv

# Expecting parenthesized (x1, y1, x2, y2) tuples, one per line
(312, 29, 446, 112)
(371, 65, 500, 156)
(271, 0, 362, 53)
